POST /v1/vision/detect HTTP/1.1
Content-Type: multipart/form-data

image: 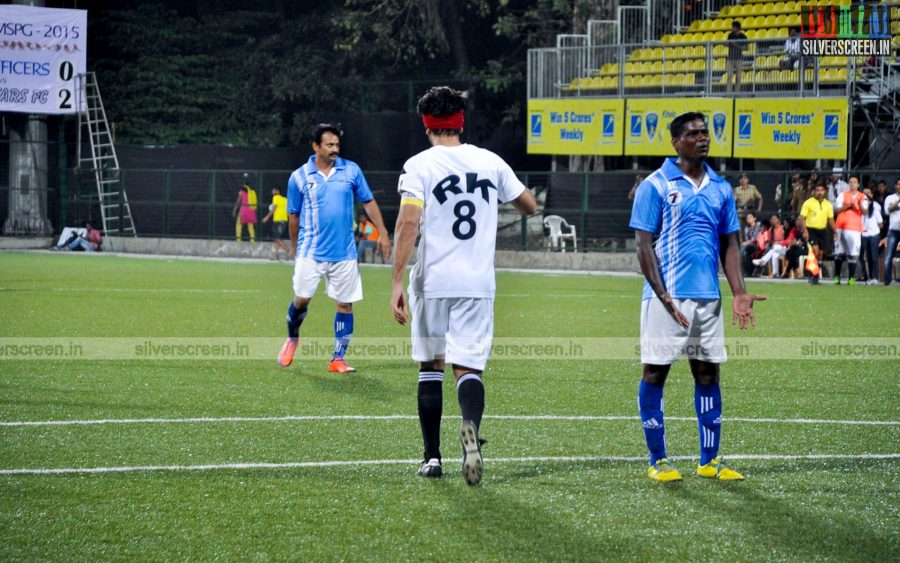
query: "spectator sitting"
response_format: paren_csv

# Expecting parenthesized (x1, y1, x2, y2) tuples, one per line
(355, 212, 380, 262)
(54, 221, 102, 252)
(751, 214, 785, 276)
(740, 211, 762, 276)
(753, 216, 796, 277)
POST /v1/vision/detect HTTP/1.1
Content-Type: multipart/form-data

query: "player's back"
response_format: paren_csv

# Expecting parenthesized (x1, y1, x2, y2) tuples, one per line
(400, 144, 525, 298)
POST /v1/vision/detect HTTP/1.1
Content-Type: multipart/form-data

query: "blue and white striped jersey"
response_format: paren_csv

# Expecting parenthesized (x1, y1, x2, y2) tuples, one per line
(629, 158, 739, 301)
(287, 156, 374, 262)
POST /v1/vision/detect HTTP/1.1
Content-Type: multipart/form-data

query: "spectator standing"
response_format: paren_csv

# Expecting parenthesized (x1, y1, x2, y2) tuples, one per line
(261, 187, 290, 260)
(797, 182, 835, 284)
(734, 173, 763, 229)
(233, 173, 258, 243)
(833, 175, 865, 285)
(882, 179, 900, 285)
(725, 22, 747, 94)
(827, 168, 849, 207)
(789, 172, 809, 216)
(859, 188, 883, 285)
(627, 174, 644, 201)
(781, 27, 802, 69)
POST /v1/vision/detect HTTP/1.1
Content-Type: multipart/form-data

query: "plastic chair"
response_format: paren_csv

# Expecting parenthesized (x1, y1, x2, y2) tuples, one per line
(543, 215, 578, 253)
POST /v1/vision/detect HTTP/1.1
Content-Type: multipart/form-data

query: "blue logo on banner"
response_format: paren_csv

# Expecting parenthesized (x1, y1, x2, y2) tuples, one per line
(602, 113, 614, 138)
(630, 115, 642, 138)
(824, 114, 838, 140)
(738, 114, 752, 140)
(646, 112, 658, 141)
(712, 112, 727, 143)
(530, 114, 542, 137)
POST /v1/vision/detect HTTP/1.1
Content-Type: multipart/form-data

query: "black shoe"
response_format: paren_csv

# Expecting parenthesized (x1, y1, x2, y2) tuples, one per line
(417, 458, 442, 478)
(459, 420, 483, 486)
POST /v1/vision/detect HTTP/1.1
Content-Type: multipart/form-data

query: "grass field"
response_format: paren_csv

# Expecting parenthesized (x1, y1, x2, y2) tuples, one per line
(1, 251, 898, 561)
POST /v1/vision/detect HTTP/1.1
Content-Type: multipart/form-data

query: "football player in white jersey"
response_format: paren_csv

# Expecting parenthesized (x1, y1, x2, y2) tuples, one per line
(391, 86, 536, 485)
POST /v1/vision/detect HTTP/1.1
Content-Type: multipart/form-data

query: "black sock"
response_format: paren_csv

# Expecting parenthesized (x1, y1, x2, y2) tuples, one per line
(848, 262, 857, 279)
(456, 373, 485, 430)
(417, 371, 443, 460)
(834, 258, 844, 278)
(287, 302, 307, 339)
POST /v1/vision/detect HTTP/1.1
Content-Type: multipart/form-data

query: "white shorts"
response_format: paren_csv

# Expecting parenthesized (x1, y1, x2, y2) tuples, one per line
(292, 257, 363, 303)
(409, 293, 494, 370)
(640, 297, 726, 365)
(834, 229, 861, 258)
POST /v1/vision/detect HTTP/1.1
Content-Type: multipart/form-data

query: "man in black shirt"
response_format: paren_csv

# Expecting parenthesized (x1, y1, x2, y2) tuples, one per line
(726, 21, 747, 94)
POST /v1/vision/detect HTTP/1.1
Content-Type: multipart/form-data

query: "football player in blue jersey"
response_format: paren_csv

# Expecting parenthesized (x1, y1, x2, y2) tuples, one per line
(278, 124, 391, 373)
(629, 112, 766, 483)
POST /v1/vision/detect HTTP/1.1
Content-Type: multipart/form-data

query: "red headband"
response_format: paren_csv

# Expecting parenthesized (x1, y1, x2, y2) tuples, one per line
(422, 110, 464, 131)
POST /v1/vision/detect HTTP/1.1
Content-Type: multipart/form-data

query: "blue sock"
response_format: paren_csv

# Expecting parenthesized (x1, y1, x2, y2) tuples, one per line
(286, 302, 307, 340)
(695, 383, 722, 465)
(333, 312, 353, 360)
(638, 380, 667, 465)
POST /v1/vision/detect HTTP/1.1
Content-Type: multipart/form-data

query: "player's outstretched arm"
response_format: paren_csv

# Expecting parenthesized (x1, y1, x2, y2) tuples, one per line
(720, 232, 766, 329)
(390, 202, 423, 325)
(510, 189, 537, 215)
(636, 230, 689, 327)
(362, 199, 392, 261)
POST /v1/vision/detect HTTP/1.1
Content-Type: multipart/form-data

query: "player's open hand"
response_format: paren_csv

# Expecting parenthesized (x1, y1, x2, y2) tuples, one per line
(391, 285, 408, 325)
(732, 292, 766, 329)
(660, 292, 689, 328)
(378, 235, 392, 261)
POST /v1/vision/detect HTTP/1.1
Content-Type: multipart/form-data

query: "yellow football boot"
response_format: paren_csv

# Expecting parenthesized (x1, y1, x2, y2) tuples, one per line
(648, 458, 683, 483)
(697, 457, 744, 480)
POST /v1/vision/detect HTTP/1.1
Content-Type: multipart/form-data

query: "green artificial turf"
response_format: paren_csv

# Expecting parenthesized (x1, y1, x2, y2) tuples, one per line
(1, 252, 898, 561)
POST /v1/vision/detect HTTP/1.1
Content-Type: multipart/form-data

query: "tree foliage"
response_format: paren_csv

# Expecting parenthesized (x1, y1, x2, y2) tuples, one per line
(88, 1, 597, 147)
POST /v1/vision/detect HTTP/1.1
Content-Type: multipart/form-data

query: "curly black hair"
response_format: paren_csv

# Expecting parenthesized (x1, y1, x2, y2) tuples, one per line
(417, 86, 466, 136)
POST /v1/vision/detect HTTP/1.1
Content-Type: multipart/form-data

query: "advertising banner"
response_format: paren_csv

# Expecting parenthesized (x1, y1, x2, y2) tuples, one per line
(732, 98, 848, 160)
(0, 5, 87, 114)
(527, 98, 625, 155)
(624, 98, 733, 157)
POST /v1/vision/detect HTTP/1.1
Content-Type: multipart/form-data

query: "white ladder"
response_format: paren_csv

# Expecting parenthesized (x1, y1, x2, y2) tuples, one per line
(76, 72, 136, 236)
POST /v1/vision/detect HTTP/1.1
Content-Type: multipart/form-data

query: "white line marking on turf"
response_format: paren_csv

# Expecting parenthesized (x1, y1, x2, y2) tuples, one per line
(2, 453, 897, 476)
(1, 415, 898, 427)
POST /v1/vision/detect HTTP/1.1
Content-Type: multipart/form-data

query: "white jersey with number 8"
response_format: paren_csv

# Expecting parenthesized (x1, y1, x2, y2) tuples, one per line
(398, 144, 526, 298)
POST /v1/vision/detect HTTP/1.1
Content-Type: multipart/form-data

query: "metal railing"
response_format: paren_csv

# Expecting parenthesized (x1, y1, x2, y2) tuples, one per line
(528, 38, 854, 99)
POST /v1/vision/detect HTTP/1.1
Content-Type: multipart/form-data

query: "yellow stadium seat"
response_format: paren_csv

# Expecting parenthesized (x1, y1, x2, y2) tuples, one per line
(700, 19, 713, 30)
(836, 68, 847, 81)
(673, 60, 685, 72)
(774, 2, 786, 12)
(713, 58, 726, 71)
(764, 15, 777, 26)
(651, 61, 662, 72)
(701, 32, 714, 42)
(713, 31, 727, 40)
(664, 59, 676, 71)
(822, 69, 838, 82)
(694, 45, 707, 57)
(721, 5, 733, 17)
(651, 47, 662, 59)
(766, 28, 780, 38)
(651, 74, 662, 87)
(787, 14, 800, 26)
(673, 46, 685, 58)
(664, 46, 676, 58)
(775, 14, 787, 26)
(661, 34, 671, 43)
(746, 29, 759, 39)
(625, 62, 635, 74)
(690, 20, 702, 32)
(713, 44, 728, 57)
(625, 76, 636, 88)
(752, 4, 765, 14)
(694, 59, 707, 72)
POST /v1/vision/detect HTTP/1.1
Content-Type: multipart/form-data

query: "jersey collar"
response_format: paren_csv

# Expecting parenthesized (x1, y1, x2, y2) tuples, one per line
(305, 156, 347, 176)
(661, 157, 722, 185)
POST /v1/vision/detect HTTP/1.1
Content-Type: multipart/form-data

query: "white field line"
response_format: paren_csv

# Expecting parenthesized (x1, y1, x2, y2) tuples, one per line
(1, 414, 898, 428)
(2, 453, 898, 476)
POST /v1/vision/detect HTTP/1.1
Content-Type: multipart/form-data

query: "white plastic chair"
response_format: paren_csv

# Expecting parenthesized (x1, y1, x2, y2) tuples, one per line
(543, 215, 577, 253)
